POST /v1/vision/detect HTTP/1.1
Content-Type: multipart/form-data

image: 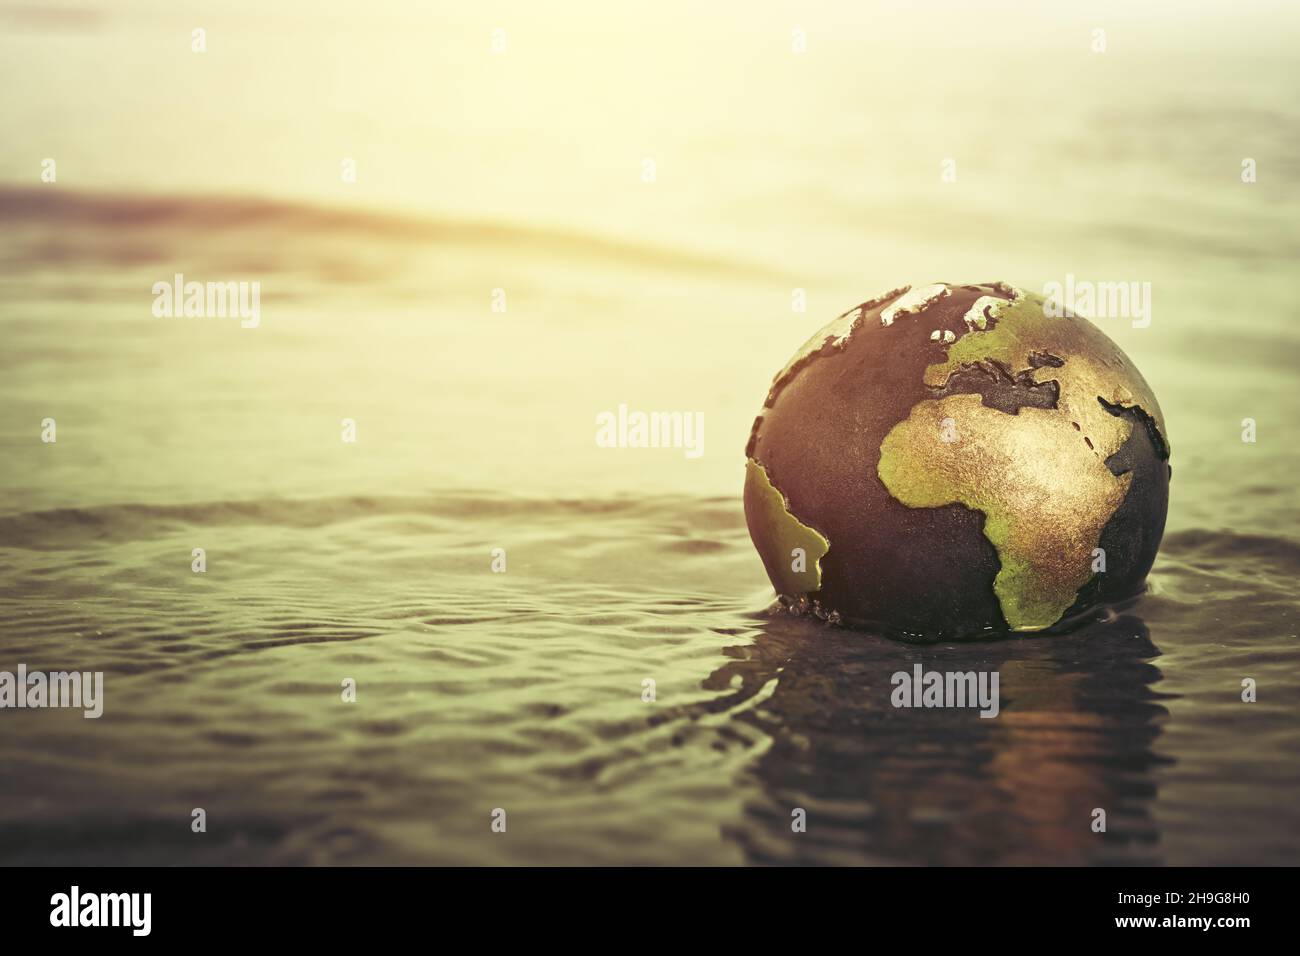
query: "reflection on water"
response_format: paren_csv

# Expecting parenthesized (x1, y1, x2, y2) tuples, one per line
(0, 497, 1297, 866)
(711, 613, 1172, 865)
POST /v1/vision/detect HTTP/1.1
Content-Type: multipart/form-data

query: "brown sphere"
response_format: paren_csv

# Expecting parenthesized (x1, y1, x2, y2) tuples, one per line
(744, 282, 1171, 640)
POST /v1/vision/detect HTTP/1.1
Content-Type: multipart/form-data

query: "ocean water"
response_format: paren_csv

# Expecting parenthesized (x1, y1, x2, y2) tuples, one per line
(1, 1, 1299, 865)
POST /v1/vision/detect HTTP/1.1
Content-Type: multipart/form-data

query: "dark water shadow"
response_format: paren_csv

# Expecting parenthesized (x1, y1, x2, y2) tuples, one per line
(706, 611, 1174, 865)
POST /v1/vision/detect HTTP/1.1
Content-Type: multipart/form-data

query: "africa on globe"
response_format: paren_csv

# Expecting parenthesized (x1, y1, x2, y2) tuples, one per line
(744, 282, 1171, 640)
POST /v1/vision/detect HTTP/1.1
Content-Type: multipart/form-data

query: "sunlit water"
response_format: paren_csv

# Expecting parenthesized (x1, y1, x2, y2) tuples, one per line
(1, 1, 1298, 864)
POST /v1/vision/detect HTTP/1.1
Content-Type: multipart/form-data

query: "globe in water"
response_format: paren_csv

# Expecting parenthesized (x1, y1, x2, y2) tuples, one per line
(744, 282, 1171, 640)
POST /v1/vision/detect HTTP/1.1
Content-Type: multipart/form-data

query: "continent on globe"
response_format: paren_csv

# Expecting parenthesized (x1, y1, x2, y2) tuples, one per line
(744, 282, 1171, 640)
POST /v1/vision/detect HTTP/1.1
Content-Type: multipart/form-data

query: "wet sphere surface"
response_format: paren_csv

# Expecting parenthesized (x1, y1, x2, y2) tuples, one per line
(744, 282, 1171, 639)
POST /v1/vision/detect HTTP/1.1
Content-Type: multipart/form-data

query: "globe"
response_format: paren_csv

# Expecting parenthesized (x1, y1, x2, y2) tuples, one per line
(744, 281, 1171, 640)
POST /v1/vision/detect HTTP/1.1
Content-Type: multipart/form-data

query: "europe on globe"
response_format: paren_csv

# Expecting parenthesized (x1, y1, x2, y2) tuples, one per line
(744, 282, 1172, 640)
